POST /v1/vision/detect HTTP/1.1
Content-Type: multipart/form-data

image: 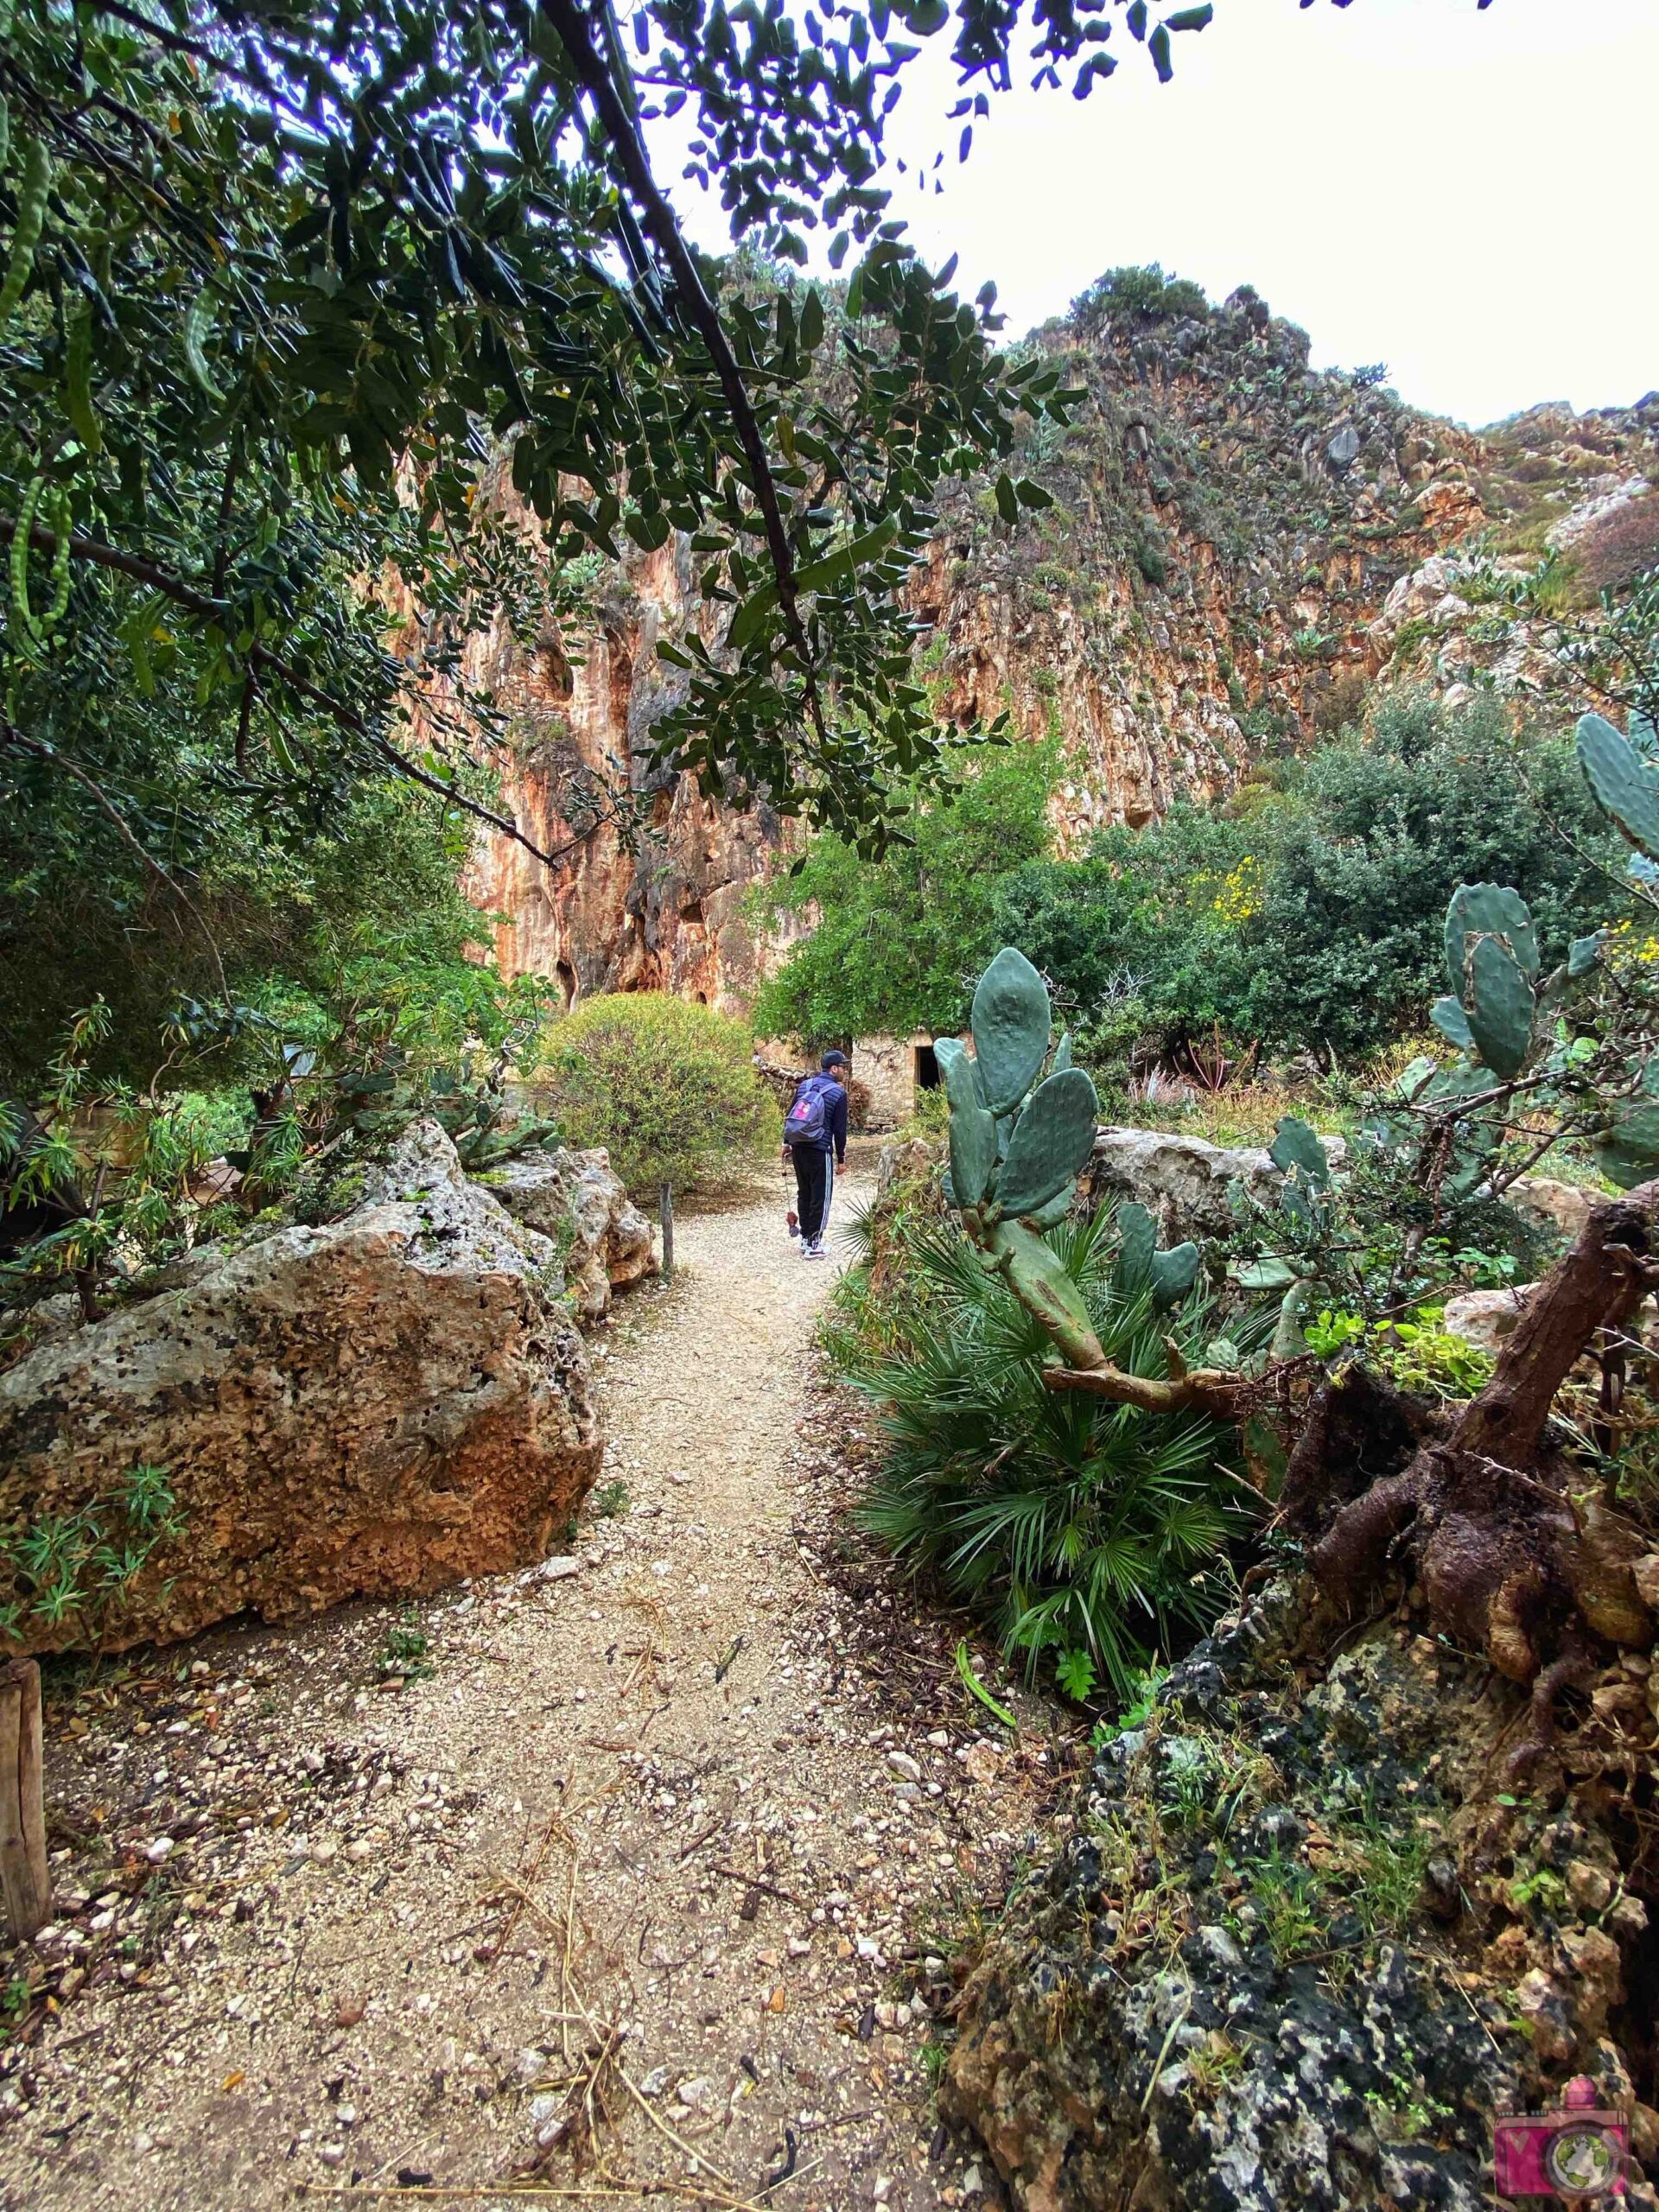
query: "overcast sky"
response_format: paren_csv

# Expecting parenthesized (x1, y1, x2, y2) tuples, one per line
(666, 0, 1658, 429)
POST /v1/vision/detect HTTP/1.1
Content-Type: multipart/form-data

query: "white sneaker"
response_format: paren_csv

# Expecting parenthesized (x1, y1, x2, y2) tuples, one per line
(806, 1242, 827, 1261)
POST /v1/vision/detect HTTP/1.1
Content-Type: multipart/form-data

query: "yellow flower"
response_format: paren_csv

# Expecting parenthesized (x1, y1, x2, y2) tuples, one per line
(1211, 855, 1262, 925)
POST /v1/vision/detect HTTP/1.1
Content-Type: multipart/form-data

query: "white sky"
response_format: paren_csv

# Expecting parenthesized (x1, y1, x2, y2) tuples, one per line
(664, 0, 1659, 429)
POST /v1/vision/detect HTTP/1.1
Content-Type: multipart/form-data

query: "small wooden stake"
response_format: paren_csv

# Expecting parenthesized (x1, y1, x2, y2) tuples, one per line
(0, 1658, 49, 1941)
(658, 1181, 675, 1281)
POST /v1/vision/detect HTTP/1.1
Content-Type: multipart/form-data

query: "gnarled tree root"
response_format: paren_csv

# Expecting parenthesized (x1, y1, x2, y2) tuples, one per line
(1281, 1180, 1659, 1753)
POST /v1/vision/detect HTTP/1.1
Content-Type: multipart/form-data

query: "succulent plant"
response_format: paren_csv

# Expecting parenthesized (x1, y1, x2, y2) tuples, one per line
(1113, 1200, 1200, 1313)
(934, 951, 1233, 1410)
(935, 947, 1109, 1363)
(1430, 882, 1541, 1084)
(1578, 711, 1659, 862)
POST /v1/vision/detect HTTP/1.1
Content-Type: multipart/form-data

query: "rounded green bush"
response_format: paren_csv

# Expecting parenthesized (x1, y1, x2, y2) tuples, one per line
(537, 994, 779, 1196)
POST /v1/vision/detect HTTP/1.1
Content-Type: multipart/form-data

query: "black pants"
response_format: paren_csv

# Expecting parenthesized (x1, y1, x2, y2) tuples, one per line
(792, 1147, 836, 1246)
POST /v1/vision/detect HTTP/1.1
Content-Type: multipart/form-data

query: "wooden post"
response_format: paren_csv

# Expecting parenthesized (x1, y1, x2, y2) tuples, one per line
(0, 1659, 50, 1942)
(659, 1181, 675, 1281)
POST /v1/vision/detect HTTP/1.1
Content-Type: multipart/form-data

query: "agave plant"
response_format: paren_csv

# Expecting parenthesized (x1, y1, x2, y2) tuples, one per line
(843, 1208, 1254, 1699)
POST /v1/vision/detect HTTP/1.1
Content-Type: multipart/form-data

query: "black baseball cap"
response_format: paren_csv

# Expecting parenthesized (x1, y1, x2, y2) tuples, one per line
(822, 1049, 849, 1071)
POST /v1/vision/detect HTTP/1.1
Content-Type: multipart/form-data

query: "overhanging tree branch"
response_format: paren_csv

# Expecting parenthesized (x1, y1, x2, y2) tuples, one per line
(534, 0, 813, 667)
(0, 514, 580, 871)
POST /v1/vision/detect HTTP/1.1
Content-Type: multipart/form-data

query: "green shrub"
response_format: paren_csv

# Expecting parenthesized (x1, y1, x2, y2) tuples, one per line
(537, 995, 778, 1198)
(1070, 264, 1209, 334)
(838, 1211, 1250, 1697)
(997, 693, 1627, 1062)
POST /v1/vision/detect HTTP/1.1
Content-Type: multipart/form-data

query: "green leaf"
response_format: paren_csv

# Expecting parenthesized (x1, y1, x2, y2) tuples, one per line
(1014, 478, 1053, 509)
(957, 1641, 1017, 1730)
(994, 473, 1020, 527)
(793, 519, 897, 594)
(798, 288, 824, 351)
(726, 582, 779, 650)
(625, 508, 671, 551)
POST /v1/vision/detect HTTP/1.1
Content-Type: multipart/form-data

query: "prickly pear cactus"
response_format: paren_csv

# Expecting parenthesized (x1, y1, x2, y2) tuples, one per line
(1113, 1201, 1200, 1313)
(1435, 882, 1541, 1084)
(936, 947, 1109, 1366)
(1578, 711, 1659, 861)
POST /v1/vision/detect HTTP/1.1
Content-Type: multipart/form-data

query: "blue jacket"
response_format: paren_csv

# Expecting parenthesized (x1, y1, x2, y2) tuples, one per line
(792, 1076, 849, 1160)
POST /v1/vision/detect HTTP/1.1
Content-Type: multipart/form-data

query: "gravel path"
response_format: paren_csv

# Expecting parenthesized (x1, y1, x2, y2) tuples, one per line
(0, 1165, 1071, 2210)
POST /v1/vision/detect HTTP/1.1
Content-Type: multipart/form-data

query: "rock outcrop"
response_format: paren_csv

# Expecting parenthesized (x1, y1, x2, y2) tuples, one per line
(943, 1578, 1659, 2211)
(1080, 1124, 1345, 1240)
(0, 1122, 601, 1654)
(446, 283, 1655, 1020)
(483, 1144, 655, 1319)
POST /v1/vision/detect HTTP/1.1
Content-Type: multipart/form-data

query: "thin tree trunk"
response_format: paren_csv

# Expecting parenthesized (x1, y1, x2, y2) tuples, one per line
(659, 1181, 674, 1281)
(0, 1659, 50, 1942)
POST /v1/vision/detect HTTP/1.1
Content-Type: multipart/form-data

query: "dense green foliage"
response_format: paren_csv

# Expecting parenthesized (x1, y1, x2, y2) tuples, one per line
(840, 1207, 1247, 1698)
(749, 741, 1056, 1045)
(994, 696, 1627, 1064)
(1070, 261, 1208, 334)
(537, 994, 777, 1196)
(0, 0, 1258, 1108)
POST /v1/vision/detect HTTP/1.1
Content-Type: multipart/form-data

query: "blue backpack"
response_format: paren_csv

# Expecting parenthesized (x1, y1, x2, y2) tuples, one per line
(784, 1075, 832, 1148)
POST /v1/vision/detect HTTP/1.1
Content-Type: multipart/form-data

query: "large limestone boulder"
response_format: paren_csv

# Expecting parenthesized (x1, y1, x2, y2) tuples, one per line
(0, 1122, 601, 1654)
(1080, 1125, 1345, 1241)
(483, 1145, 654, 1319)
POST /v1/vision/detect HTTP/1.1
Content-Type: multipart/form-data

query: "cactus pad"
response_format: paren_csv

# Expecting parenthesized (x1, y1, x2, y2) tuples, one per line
(1461, 933, 1535, 1080)
(1269, 1116, 1331, 1191)
(1445, 883, 1539, 993)
(997, 1067, 1100, 1218)
(934, 1038, 997, 1209)
(1577, 713, 1659, 861)
(969, 946, 1052, 1116)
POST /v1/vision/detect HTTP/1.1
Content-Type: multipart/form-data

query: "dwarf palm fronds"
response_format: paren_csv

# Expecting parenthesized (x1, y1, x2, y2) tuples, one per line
(842, 1210, 1254, 1700)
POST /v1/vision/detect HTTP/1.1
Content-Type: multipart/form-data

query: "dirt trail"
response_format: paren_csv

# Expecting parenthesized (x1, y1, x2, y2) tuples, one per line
(1, 1162, 1068, 2211)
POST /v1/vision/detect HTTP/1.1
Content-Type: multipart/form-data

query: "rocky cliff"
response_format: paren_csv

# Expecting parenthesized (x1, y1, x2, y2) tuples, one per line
(462, 280, 1657, 1011)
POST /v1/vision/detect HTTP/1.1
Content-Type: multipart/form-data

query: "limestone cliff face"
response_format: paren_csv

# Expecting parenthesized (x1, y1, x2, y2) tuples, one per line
(462, 285, 1656, 1004)
(454, 535, 797, 1010)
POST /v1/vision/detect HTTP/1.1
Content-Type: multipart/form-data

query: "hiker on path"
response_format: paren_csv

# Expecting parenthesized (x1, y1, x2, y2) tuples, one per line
(782, 1050, 849, 1261)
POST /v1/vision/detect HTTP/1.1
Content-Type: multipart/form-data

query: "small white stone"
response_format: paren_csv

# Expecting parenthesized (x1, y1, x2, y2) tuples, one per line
(886, 1751, 922, 1783)
(313, 1837, 339, 1865)
(962, 2163, 983, 2196)
(144, 1837, 175, 1866)
(637, 2066, 671, 2098)
(317, 2144, 345, 2167)
(517, 2048, 548, 2082)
